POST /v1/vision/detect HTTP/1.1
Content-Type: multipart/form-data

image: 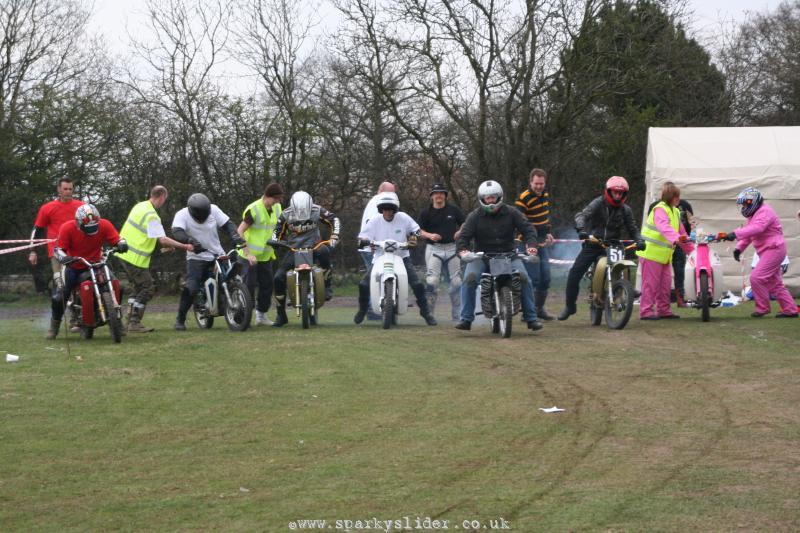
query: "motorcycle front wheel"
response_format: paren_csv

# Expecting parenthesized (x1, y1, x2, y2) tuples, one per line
(699, 271, 711, 322)
(224, 280, 253, 332)
(498, 285, 513, 338)
(382, 278, 394, 330)
(299, 276, 311, 330)
(101, 291, 123, 343)
(605, 278, 634, 330)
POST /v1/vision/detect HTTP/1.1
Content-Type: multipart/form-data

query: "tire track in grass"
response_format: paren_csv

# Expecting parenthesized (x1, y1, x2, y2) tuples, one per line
(589, 376, 734, 529)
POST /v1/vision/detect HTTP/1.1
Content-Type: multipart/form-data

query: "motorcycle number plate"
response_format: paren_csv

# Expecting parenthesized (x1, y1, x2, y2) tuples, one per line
(608, 247, 624, 264)
(489, 257, 512, 276)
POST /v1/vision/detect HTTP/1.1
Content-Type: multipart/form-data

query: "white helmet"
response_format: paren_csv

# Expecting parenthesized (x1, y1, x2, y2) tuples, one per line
(289, 191, 313, 220)
(478, 180, 503, 213)
(376, 192, 400, 212)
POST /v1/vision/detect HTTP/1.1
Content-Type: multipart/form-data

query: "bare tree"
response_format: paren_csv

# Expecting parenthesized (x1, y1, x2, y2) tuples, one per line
(121, 0, 230, 190)
(235, 0, 322, 192)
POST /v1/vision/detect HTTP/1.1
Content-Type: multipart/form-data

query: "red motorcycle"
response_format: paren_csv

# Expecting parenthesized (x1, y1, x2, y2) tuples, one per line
(65, 248, 125, 343)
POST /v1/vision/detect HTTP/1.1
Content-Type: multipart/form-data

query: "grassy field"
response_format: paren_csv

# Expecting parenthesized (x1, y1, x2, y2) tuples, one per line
(1, 291, 799, 532)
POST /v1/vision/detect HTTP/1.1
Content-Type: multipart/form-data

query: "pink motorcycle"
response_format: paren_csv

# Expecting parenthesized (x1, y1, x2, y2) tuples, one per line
(683, 231, 728, 322)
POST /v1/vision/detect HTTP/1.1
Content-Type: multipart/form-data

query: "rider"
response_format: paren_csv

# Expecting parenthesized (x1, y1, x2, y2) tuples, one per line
(354, 191, 438, 326)
(515, 168, 556, 320)
(270, 191, 340, 327)
(455, 180, 542, 331)
(557, 176, 644, 321)
(237, 182, 284, 326)
(47, 204, 126, 339)
(116, 185, 193, 333)
(637, 182, 694, 320)
(30, 178, 84, 331)
(722, 187, 797, 318)
(171, 193, 246, 331)
(418, 183, 465, 322)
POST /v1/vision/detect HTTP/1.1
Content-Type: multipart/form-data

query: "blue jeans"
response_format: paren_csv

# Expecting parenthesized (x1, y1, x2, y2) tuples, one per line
(518, 244, 551, 293)
(460, 257, 536, 322)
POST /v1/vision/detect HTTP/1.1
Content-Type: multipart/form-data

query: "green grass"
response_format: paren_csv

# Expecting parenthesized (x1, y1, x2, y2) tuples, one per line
(1, 294, 799, 531)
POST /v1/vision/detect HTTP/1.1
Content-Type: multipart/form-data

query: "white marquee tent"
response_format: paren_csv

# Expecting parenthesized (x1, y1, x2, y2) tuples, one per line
(643, 127, 800, 296)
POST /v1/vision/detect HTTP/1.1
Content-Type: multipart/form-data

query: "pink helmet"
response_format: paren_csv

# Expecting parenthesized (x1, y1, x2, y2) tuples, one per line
(604, 176, 629, 206)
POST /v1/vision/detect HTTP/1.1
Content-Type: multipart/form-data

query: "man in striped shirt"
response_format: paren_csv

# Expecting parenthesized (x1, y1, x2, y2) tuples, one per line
(515, 168, 555, 320)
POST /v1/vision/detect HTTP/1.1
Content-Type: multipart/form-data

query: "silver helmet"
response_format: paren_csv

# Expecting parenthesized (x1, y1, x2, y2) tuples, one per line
(478, 180, 503, 213)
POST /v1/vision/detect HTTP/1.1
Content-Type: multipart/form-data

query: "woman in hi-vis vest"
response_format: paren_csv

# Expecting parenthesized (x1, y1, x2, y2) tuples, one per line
(636, 183, 695, 320)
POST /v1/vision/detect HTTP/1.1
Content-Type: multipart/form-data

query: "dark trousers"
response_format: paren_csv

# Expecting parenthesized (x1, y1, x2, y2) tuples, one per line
(51, 267, 86, 321)
(564, 244, 605, 311)
(240, 259, 274, 312)
(358, 256, 429, 315)
(672, 246, 686, 296)
(177, 259, 215, 322)
(273, 246, 331, 300)
(119, 260, 154, 305)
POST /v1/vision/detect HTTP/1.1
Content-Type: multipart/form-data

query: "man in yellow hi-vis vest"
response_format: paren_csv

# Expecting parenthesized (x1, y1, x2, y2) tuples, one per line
(237, 182, 284, 325)
(116, 186, 193, 332)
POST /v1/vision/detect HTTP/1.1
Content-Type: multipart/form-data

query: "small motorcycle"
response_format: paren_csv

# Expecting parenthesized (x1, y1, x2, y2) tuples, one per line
(65, 248, 125, 343)
(584, 237, 637, 330)
(365, 239, 411, 329)
(461, 251, 533, 338)
(269, 240, 329, 329)
(193, 246, 253, 331)
(683, 230, 727, 322)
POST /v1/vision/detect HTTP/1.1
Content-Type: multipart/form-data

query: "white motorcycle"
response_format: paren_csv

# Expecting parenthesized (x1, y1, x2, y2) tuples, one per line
(367, 239, 410, 329)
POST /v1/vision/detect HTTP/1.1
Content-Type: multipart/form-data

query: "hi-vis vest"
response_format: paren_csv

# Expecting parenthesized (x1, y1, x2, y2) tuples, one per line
(637, 201, 679, 264)
(243, 199, 282, 261)
(117, 200, 160, 268)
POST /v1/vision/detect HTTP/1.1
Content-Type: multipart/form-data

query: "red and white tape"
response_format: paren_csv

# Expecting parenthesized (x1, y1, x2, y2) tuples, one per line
(0, 239, 55, 256)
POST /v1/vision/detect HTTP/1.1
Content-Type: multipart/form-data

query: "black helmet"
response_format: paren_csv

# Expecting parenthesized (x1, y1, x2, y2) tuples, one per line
(187, 193, 211, 223)
(430, 183, 448, 197)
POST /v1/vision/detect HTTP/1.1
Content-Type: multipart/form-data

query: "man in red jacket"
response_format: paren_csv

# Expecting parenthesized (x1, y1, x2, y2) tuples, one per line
(30, 178, 84, 330)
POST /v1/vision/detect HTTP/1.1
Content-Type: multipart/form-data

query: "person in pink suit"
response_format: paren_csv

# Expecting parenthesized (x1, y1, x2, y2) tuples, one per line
(723, 187, 798, 318)
(637, 183, 695, 320)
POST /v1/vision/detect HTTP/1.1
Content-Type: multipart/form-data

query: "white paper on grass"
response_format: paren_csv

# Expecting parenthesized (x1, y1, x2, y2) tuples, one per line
(538, 406, 565, 413)
(6, 354, 20, 363)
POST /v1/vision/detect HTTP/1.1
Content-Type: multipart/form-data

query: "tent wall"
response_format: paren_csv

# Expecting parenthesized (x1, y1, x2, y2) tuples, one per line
(644, 127, 800, 297)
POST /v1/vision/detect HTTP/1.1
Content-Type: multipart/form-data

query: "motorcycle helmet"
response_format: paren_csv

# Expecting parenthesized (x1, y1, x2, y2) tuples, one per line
(478, 180, 503, 213)
(187, 193, 211, 223)
(429, 183, 448, 197)
(604, 176, 629, 207)
(289, 191, 313, 221)
(75, 204, 101, 235)
(376, 192, 400, 213)
(736, 187, 763, 218)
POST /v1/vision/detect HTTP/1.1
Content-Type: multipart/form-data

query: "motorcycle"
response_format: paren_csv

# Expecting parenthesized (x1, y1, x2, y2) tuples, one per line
(268, 239, 329, 329)
(683, 230, 727, 322)
(461, 251, 534, 338)
(584, 237, 637, 330)
(366, 239, 411, 329)
(192, 246, 254, 331)
(65, 247, 125, 343)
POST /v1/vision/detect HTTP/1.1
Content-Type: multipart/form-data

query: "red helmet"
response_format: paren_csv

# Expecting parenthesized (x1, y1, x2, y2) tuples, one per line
(604, 176, 629, 207)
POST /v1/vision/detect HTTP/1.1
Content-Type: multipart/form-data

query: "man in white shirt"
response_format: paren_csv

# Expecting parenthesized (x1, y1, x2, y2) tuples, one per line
(355, 192, 437, 326)
(171, 193, 245, 330)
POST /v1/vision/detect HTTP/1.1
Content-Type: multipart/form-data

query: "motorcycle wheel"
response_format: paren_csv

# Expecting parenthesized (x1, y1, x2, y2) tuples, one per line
(605, 278, 634, 330)
(382, 278, 394, 330)
(300, 277, 311, 330)
(193, 301, 214, 329)
(498, 285, 513, 338)
(102, 291, 123, 343)
(80, 325, 94, 340)
(699, 271, 711, 322)
(225, 280, 253, 332)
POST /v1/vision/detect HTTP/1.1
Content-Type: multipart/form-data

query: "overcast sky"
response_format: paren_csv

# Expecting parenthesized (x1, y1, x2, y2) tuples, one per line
(89, 0, 777, 54)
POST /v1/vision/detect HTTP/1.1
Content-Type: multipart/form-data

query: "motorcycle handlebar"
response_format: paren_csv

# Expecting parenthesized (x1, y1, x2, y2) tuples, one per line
(267, 239, 331, 253)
